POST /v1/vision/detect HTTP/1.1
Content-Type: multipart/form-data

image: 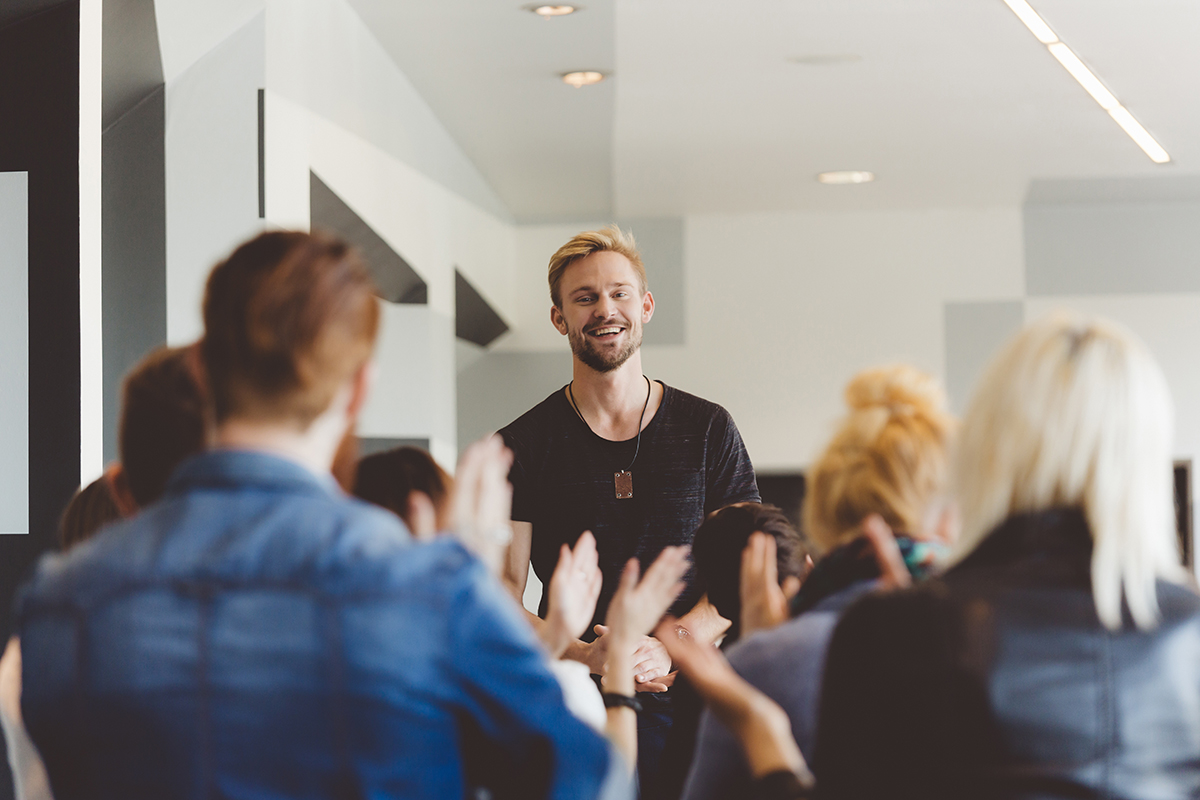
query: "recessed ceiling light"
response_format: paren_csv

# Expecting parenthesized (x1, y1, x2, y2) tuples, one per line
(1002, 0, 1170, 164)
(561, 71, 606, 88)
(817, 171, 875, 185)
(788, 54, 863, 66)
(526, 4, 579, 17)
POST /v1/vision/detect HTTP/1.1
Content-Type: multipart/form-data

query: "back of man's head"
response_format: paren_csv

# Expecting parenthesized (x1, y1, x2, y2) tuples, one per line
(202, 231, 379, 428)
(119, 345, 208, 507)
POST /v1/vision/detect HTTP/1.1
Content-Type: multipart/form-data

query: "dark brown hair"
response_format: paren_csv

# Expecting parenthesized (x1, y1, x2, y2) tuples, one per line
(353, 446, 452, 531)
(202, 231, 380, 426)
(691, 502, 808, 643)
(59, 476, 122, 551)
(119, 345, 208, 507)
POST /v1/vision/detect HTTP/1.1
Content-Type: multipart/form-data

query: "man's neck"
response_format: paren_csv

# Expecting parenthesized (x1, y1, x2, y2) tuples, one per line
(569, 354, 660, 438)
(214, 417, 341, 476)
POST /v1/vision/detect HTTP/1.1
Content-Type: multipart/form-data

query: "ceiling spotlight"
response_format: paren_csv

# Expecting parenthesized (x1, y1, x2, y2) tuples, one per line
(817, 171, 875, 185)
(561, 71, 606, 88)
(526, 4, 579, 17)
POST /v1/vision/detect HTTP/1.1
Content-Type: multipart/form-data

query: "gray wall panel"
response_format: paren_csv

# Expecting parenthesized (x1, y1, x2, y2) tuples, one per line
(102, 0, 162, 130)
(1025, 201, 1200, 296)
(0, 173, 29, 533)
(457, 350, 573, 452)
(102, 85, 166, 462)
(617, 217, 684, 346)
(944, 300, 1024, 414)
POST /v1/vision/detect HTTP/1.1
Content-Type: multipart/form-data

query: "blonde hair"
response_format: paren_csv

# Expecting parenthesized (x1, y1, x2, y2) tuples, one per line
(547, 225, 647, 307)
(804, 366, 954, 554)
(953, 311, 1182, 630)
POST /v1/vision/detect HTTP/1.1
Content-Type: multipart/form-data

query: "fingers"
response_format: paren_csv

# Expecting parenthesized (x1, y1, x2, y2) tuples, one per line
(861, 514, 911, 590)
(593, 623, 609, 638)
(405, 491, 438, 540)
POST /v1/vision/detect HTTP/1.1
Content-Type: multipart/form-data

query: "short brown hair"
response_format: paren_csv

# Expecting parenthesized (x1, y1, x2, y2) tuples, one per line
(60, 476, 122, 550)
(202, 231, 380, 426)
(691, 502, 808, 638)
(547, 225, 647, 307)
(353, 446, 453, 531)
(120, 345, 208, 507)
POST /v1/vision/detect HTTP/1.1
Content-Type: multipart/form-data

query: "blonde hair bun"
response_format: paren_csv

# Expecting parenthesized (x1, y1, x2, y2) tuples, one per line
(844, 365, 947, 419)
(804, 365, 953, 553)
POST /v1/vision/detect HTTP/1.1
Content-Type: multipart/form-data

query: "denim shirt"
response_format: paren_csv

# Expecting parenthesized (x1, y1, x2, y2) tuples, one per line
(17, 450, 615, 800)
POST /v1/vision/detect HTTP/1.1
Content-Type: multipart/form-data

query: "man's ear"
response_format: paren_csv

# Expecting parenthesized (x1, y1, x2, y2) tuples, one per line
(550, 304, 568, 336)
(781, 574, 802, 601)
(642, 290, 655, 324)
(346, 360, 375, 419)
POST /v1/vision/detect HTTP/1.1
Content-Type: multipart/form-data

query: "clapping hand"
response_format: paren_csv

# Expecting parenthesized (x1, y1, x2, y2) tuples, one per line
(452, 435, 514, 575)
(656, 618, 812, 785)
(601, 547, 690, 693)
(740, 533, 804, 638)
(540, 532, 604, 658)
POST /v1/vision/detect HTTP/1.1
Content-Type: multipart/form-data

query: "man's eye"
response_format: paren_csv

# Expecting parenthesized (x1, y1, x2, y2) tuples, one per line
(614, 292, 627, 299)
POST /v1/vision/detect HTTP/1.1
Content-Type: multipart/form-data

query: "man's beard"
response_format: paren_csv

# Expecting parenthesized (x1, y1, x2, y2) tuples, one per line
(568, 321, 642, 373)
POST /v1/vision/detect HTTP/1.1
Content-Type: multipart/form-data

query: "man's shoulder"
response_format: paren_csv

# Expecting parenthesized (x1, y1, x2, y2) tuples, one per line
(728, 610, 843, 680)
(660, 384, 736, 430)
(16, 491, 480, 614)
(498, 386, 569, 446)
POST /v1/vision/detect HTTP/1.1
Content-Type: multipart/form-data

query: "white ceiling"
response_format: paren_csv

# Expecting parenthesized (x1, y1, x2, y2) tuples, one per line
(349, 0, 1200, 222)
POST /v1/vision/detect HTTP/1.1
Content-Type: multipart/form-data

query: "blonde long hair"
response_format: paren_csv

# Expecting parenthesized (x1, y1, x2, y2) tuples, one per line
(953, 312, 1183, 630)
(804, 366, 954, 553)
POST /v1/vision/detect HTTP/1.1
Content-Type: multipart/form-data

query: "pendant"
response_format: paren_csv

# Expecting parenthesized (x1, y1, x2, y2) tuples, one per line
(614, 470, 634, 500)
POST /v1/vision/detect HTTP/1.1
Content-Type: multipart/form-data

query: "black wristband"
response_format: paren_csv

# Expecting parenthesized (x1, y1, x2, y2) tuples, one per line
(602, 692, 643, 713)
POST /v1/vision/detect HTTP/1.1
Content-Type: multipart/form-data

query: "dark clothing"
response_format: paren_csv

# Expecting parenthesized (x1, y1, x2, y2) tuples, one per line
(815, 509, 1200, 800)
(501, 382, 760, 630)
(501, 382, 759, 799)
(17, 450, 620, 800)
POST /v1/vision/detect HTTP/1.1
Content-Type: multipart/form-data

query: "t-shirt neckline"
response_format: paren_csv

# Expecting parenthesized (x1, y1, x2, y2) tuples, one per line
(559, 380, 670, 445)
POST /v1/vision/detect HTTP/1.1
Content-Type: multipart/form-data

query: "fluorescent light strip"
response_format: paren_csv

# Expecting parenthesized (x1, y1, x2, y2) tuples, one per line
(1047, 43, 1118, 110)
(1002, 0, 1058, 44)
(1002, 0, 1170, 164)
(1108, 107, 1171, 164)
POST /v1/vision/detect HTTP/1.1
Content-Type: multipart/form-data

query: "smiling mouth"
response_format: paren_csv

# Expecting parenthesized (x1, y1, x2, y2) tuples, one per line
(587, 326, 624, 340)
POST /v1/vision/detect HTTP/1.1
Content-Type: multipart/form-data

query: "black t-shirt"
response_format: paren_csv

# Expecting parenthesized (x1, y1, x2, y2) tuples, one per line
(500, 382, 760, 632)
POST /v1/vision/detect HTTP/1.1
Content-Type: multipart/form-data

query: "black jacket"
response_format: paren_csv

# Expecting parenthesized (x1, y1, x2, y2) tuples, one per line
(813, 509, 1200, 800)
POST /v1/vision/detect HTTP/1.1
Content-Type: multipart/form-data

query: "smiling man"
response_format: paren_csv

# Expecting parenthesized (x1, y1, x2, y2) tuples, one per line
(499, 226, 760, 797)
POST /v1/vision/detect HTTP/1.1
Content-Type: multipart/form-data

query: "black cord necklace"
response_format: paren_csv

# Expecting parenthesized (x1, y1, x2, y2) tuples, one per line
(568, 375, 652, 500)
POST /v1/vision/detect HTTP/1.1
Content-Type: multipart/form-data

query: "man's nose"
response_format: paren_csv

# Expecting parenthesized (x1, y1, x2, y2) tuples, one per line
(594, 297, 617, 318)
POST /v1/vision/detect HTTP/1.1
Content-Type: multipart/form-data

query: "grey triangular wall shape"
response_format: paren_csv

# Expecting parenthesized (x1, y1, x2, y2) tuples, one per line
(309, 171, 427, 304)
(455, 269, 509, 347)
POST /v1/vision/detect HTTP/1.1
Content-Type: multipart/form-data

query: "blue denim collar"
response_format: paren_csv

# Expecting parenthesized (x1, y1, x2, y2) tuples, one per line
(164, 448, 341, 498)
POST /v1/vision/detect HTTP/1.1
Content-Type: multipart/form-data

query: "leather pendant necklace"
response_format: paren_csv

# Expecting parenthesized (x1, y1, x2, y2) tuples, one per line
(569, 376, 652, 500)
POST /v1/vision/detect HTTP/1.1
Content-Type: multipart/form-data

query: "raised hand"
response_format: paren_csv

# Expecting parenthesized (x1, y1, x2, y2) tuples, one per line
(656, 618, 812, 784)
(452, 434, 514, 575)
(740, 532, 791, 638)
(540, 532, 603, 658)
(602, 547, 690, 692)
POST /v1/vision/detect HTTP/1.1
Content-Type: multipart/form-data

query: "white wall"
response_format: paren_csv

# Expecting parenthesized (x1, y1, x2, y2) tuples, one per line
(157, 0, 517, 465)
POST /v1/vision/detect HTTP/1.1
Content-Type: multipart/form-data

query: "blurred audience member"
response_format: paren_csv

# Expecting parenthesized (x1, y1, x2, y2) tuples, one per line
(57, 469, 123, 551)
(354, 446, 453, 538)
(814, 313, 1199, 799)
(683, 365, 955, 800)
(691, 503, 809, 648)
(660, 619, 813, 800)
(118, 344, 208, 508)
(16, 231, 629, 800)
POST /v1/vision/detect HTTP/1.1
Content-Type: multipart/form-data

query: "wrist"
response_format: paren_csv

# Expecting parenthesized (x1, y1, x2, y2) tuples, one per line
(538, 620, 573, 660)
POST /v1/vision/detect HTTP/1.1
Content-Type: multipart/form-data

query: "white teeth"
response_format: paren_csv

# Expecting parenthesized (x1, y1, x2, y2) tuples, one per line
(591, 327, 621, 336)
